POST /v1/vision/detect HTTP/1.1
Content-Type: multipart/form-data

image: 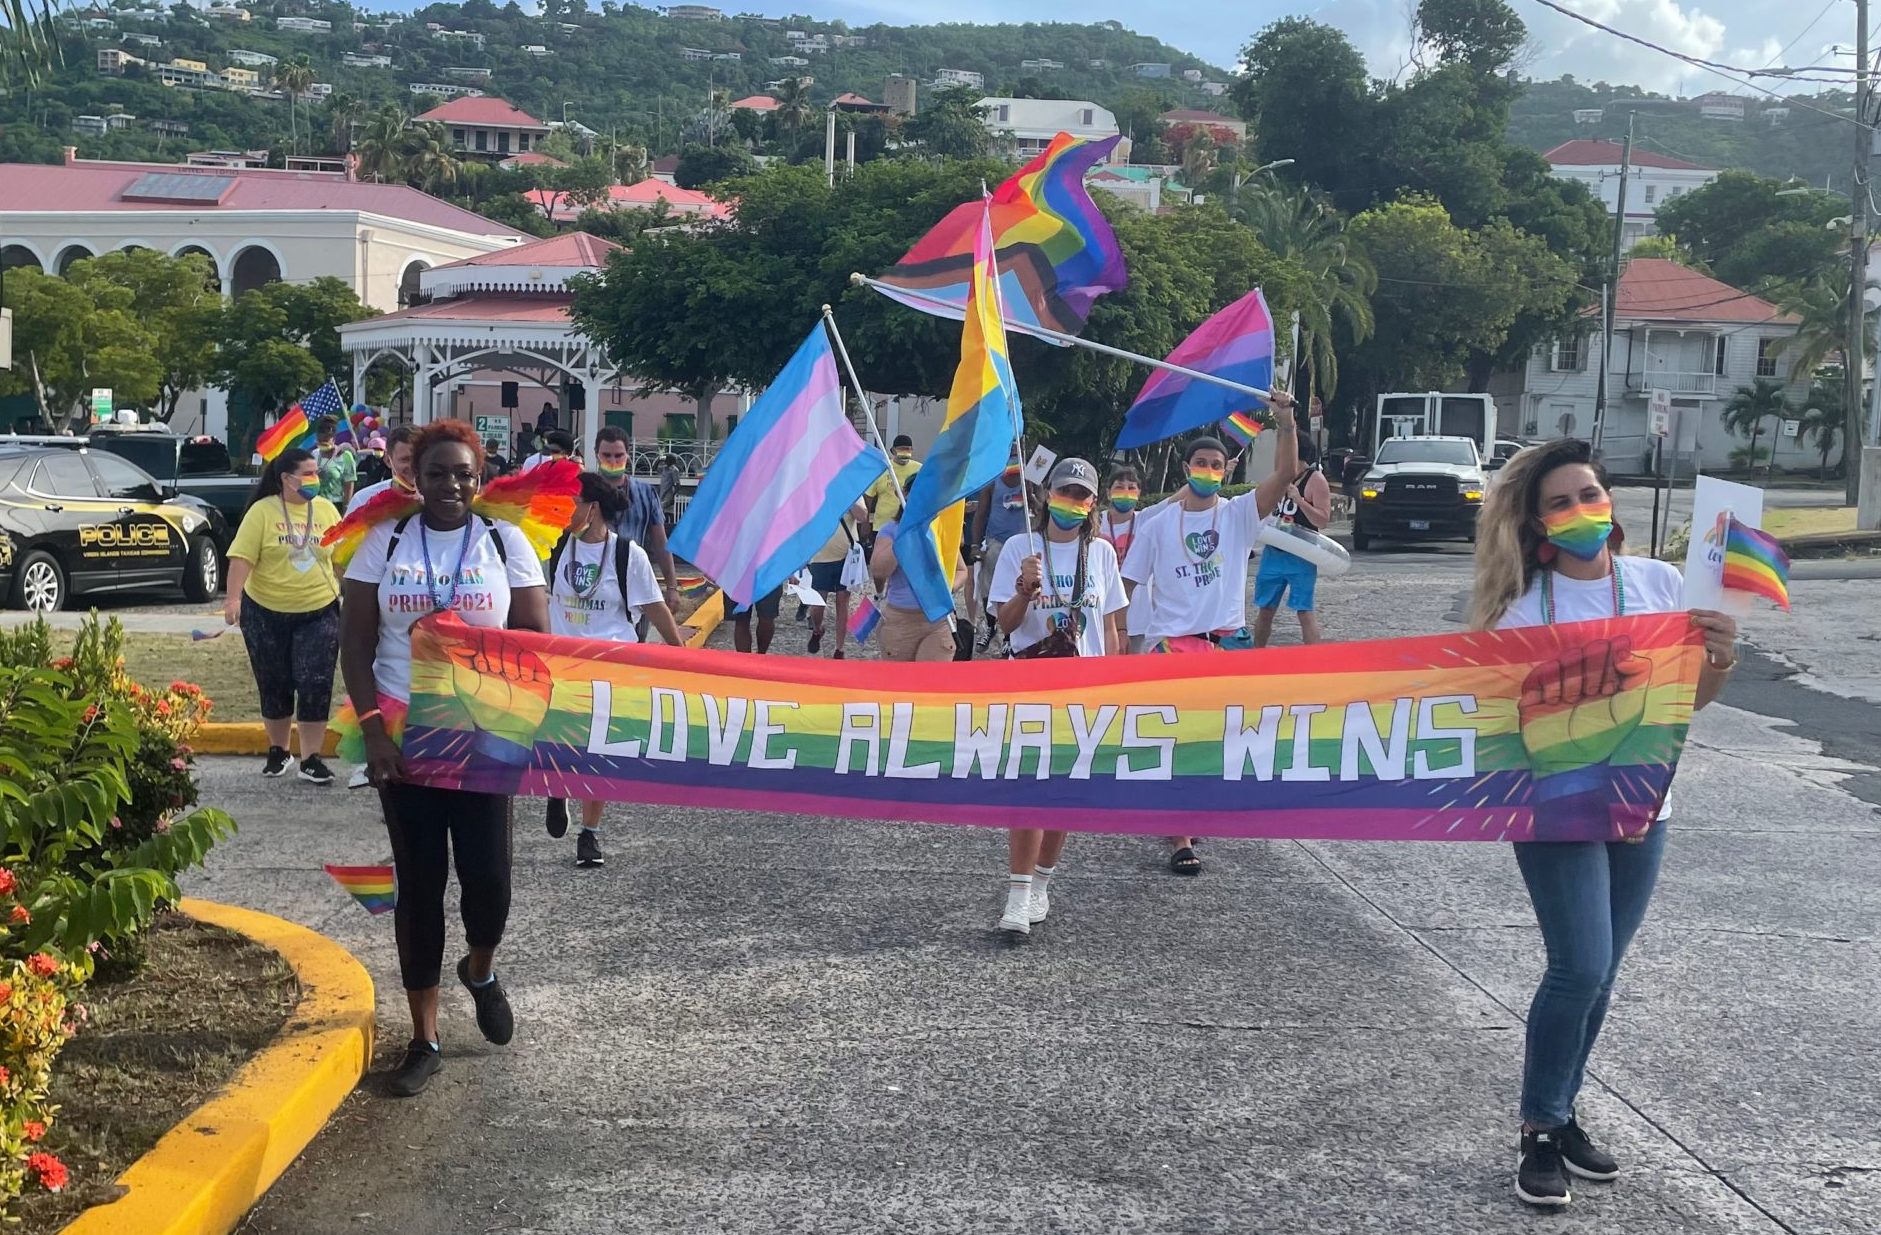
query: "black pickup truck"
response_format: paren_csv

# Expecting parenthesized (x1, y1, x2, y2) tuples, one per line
(84, 429, 250, 550)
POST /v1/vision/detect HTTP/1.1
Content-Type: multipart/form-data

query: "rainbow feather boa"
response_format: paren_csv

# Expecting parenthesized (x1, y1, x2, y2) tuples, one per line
(321, 459, 582, 569)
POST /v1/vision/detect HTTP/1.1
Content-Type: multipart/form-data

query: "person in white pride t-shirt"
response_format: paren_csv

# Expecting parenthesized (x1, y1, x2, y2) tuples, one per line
(338, 421, 548, 1101)
(1467, 438, 1739, 1212)
(1119, 391, 1299, 877)
(541, 471, 685, 868)
(986, 457, 1128, 937)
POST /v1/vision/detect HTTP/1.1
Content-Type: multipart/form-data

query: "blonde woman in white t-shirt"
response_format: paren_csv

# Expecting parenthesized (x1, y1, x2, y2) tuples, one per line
(986, 458, 1129, 937)
(1469, 438, 1738, 1211)
(542, 472, 684, 867)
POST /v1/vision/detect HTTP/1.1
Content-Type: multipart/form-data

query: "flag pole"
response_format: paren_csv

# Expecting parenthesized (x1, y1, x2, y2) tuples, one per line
(818, 305, 908, 512)
(850, 273, 1275, 403)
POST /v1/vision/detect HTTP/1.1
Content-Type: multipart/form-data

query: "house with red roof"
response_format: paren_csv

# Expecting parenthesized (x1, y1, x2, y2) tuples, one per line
(729, 94, 778, 112)
(416, 96, 553, 160)
(523, 178, 730, 224)
(1158, 108, 1247, 142)
(497, 150, 567, 171)
(0, 148, 526, 439)
(1542, 139, 1718, 250)
(1487, 258, 1812, 472)
(830, 92, 889, 114)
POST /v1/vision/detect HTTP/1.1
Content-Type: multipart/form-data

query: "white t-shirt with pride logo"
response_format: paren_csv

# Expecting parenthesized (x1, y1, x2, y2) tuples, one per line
(1121, 492, 1265, 640)
(344, 516, 544, 702)
(989, 533, 1128, 658)
(548, 533, 662, 644)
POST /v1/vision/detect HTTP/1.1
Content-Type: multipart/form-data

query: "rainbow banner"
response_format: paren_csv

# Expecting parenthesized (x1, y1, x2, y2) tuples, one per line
(400, 612, 1704, 843)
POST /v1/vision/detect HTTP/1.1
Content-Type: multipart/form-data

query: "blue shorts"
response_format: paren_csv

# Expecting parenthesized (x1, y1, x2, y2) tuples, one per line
(1254, 548, 1318, 612)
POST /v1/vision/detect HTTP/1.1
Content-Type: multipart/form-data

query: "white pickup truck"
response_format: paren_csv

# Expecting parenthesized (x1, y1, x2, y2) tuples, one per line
(1351, 435, 1490, 551)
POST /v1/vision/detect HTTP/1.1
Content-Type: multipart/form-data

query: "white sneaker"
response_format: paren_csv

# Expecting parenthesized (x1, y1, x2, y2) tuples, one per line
(997, 906, 1031, 936)
(347, 766, 371, 789)
(1028, 886, 1051, 924)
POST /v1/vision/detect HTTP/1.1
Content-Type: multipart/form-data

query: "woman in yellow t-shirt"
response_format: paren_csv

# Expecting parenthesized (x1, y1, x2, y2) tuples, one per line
(225, 448, 344, 784)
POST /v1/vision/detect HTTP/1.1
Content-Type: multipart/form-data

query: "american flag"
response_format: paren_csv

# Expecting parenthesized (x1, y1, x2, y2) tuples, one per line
(299, 379, 347, 432)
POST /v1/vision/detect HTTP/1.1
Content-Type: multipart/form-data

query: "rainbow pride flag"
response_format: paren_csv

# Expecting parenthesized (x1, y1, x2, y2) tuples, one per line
(1220, 409, 1267, 449)
(1117, 289, 1276, 449)
(895, 204, 1022, 621)
(874, 132, 1126, 339)
(324, 864, 395, 915)
(1722, 516, 1791, 610)
(399, 611, 1704, 843)
(255, 406, 315, 463)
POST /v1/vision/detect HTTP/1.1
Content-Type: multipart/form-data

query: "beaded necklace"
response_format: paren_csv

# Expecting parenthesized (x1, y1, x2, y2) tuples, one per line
(1541, 557, 1625, 625)
(419, 519, 475, 613)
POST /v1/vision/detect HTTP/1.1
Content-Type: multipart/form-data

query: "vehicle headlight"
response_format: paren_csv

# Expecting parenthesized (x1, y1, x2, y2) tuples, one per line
(1361, 487, 1381, 500)
(1462, 489, 1483, 502)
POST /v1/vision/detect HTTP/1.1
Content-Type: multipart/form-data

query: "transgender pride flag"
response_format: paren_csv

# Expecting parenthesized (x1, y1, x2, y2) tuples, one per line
(670, 327, 887, 607)
(1116, 289, 1276, 448)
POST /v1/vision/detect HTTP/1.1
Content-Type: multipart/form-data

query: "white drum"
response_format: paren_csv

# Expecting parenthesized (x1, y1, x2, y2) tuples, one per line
(1257, 518, 1352, 578)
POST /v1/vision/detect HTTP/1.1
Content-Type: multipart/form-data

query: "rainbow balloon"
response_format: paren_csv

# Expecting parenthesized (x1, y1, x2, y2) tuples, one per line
(399, 612, 1704, 844)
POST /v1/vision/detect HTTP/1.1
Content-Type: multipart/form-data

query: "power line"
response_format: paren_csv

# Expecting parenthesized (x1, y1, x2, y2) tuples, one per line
(1520, 0, 1881, 131)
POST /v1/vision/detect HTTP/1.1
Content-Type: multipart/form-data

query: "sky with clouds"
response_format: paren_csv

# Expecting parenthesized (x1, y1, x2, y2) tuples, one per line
(811, 0, 1861, 97)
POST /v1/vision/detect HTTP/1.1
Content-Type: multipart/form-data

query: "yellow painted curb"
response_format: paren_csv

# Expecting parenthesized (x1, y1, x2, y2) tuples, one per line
(684, 588, 726, 648)
(60, 899, 375, 1235)
(194, 724, 341, 758)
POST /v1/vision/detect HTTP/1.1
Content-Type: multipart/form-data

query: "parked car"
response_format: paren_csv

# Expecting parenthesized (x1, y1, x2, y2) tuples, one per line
(0, 445, 226, 611)
(1351, 435, 1490, 551)
(85, 427, 249, 549)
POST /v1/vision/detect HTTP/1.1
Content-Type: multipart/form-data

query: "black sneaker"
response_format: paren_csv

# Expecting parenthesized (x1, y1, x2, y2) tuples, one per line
(298, 754, 335, 786)
(545, 798, 569, 839)
(1517, 1128, 1573, 1208)
(807, 627, 823, 654)
(576, 829, 605, 867)
(1559, 1115, 1620, 1181)
(262, 746, 293, 777)
(386, 1039, 441, 1098)
(456, 956, 514, 1045)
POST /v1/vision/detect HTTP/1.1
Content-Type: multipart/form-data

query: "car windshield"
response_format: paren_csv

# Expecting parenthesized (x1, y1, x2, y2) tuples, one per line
(1375, 439, 1477, 466)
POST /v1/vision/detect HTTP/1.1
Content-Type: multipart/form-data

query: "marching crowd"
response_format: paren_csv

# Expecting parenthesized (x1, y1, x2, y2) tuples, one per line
(215, 396, 1741, 1210)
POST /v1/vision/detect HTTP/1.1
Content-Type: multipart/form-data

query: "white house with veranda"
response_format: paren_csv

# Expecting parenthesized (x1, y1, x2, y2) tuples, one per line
(1487, 258, 1815, 474)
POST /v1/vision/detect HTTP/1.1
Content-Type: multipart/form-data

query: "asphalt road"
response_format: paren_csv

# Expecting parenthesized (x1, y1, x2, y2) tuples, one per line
(163, 546, 1881, 1235)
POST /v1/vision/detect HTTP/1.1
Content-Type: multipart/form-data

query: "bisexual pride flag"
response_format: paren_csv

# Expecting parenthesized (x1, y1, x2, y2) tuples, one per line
(1117, 289, 1276, 448)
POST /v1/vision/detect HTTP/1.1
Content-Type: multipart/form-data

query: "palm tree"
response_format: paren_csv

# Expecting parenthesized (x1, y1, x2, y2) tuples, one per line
(1236, 184, 1376, 401)
(1, 0, 60, 87)
(324, 92, 367, 155)
(1797, 375, 1845, 479)
(274, 55, 316, 155)
(406, 121, 460, 195)
(1721, 377, 1792, 474)
(1776, 268, 1874, 377)
(352, 105, 411, 183)
(773, 77, 815, 144)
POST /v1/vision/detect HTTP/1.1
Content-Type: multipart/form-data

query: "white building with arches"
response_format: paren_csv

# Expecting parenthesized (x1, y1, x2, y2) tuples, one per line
(0, 148, 524, 436)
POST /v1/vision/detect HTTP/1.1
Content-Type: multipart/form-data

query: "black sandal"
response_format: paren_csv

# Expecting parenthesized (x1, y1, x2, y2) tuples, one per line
(1169, 846, 1202, 876)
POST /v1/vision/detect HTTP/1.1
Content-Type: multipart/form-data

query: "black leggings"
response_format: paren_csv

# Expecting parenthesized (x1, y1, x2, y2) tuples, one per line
(380, 783, 513, 991)
(239, 595, 339, 723)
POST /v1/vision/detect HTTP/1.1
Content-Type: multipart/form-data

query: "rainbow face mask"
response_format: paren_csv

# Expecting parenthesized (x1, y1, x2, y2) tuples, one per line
(1109, 487, 1139, 513)
(295, 481, 321, 501)
(1048, 493, 1095, 530)
(893, 450, 914, 464)
(598, 462, 628, 478)
(1542, 500, 1615, 561)
(1187, 465, 1225, 498)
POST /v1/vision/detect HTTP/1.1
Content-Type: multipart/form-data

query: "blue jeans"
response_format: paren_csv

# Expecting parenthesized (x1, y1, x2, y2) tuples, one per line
(1513, 823, 1668, 1128)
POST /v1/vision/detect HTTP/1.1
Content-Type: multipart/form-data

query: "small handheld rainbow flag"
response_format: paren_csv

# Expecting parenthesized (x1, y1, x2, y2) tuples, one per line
(1722, 516, 1791, 611)
(1220, 409, 1267, 449)
(848, 595, 882, 643)
(255, 406, 314, 463)
(324, 864, 396, 915)
(675, 573, 714, 599)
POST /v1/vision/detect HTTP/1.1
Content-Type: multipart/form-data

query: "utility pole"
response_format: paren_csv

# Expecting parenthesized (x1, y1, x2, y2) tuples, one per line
(1847, 0, 1871, 507)
(1592, 112, 1633, 454)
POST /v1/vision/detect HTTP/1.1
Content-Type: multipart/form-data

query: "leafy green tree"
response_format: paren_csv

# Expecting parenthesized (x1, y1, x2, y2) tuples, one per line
(1653, 170, 1845, 289)
(1232, 19, 1377, 211)
(902, 86, 992, 160)
(1627, 234, 1704, 267)
(0, 267, 160, 428)
(67, 249, 221, 423)
(1416, 0, 1527, 72)
(214, 279, 376, 451)
(675, 142, 754, 190)
(556, 155, 616, 208)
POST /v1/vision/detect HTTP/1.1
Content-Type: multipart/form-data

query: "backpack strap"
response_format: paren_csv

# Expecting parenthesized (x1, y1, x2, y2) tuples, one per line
(482, 516, 508, 564)
(614, 532, 635, 604)
(546, 529, 571, 590)
(384, 513, 415, 565)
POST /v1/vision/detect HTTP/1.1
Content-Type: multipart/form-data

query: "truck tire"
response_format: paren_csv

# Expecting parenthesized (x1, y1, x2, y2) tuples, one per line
(1351, 528, 1373, 552)
(10, 550, 67, 612)
(182, 535, 221, 603)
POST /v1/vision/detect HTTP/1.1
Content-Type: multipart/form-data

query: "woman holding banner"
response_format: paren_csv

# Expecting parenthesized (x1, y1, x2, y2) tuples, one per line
(1470, 438, 1738, 1210)
(986, 458, 1129, 937)
(338, 421, 549, 1099)
(542, 472, 685, 867)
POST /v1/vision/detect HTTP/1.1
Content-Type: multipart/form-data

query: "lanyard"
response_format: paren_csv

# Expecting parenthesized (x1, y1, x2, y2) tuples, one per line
(1541, 560, 1625, 625)
(420, 520, 475, 613)
(278, 495, 315, 550)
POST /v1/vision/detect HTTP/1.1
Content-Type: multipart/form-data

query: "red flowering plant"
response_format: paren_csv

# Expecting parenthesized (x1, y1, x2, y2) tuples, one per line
(0, 954, 80, 1205)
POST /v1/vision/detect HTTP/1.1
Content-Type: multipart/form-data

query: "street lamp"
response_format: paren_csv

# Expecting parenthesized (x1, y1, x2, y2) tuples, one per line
(562, 101, 573, 125)
(1229, 158, 1294, 208)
